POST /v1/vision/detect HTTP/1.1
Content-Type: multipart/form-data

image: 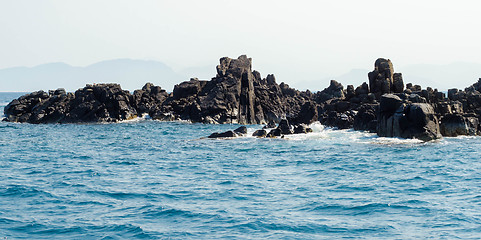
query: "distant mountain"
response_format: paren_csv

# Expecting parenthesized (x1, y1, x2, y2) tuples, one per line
(2, 59, 480, 93)
(0, 59, 187, 92)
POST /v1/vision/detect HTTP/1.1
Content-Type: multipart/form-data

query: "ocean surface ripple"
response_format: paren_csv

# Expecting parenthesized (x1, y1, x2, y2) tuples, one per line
(1, 93, 481, 239)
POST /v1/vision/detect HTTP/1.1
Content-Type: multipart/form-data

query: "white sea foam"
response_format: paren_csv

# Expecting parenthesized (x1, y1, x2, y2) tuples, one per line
(363, 137, 424, 145)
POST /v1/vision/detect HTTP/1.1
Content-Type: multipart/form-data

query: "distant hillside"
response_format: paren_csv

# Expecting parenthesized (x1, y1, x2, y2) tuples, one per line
(1, 59, 480, 93)
(0, 59, 186, 92)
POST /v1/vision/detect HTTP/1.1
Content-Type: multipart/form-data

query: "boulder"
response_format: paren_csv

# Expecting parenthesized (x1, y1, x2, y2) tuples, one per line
(440, 114, 478, 137)
(266, 128, 282, 138)
(294, 124, 313, 134)
(252, 129, 268, 137)
(278, 119, 293, 135)
(378, 94, 442, 141)
(208, 130, 237, 138)
(234, 126, 248, 135)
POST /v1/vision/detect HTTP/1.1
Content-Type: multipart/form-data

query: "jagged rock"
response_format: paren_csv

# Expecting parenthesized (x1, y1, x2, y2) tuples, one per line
(353, 104, 378, 132)
(133, 83, 169, 117)
(291, 101, 318, 125)
(156, 55, 310, 124)
(368, 58, 404, 98)
(7, 56, 481, 142)
(4, 84, 137, 123)
(378, 94, 441, 141)
(392, 73, 404, 93)
(317, 80, 345, 102)
(278, 119, 293, 135)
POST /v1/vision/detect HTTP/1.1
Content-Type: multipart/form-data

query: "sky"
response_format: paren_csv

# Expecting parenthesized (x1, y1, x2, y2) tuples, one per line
(1, 0, 481, 89)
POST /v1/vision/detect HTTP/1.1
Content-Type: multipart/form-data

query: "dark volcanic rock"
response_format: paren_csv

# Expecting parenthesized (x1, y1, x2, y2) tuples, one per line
(440, 114, 478, 137)
(156, 55, 310, 124)
(368, 58, 404, 98)
(378, 94, 441, 141)
(9, 55, 481, 142)
(353, 104, 378, 132)
(294, 124, 312, 134)
(291, 101, 318, 125)
(4, 84, 137, 123)
(208, 130, 236, 138)
(234, 126, 248, 135)
(252, 129, 268, 137)
(266, 128, 282, 138)
(132, 82, 169, 118)
(278, 119, 293, 135)
(263, 120, 277, 129)
(66, 84, 138, 123)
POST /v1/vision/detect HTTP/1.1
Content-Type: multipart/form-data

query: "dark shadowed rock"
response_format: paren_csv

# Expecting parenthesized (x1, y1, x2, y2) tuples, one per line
(368, 58, 404, 98)
(266, 128, 282, 138)
(292, 101, 318, 125)
(378, 94, 441, 141)
(4, 84, 138, 123)
(252, 129, 268, 137)
(440, 114, 478, 137)
(353, 104, 378, 132)
(234, 126, 248, 135)
(294, 124, 313, 134)
(133, 83, 169, 117)
(278, 119, 293, 135)
(208, 130, 237, 138)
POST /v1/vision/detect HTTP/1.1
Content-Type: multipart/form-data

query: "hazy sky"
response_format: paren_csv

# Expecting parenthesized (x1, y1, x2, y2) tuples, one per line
(1, 0, 480, 87)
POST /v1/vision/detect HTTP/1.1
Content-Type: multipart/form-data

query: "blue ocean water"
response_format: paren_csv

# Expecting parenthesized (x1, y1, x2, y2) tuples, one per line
(1, 92, 481, 239)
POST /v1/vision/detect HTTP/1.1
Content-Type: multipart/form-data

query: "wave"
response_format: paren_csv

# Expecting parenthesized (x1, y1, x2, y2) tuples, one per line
(0, 185, 55, 198)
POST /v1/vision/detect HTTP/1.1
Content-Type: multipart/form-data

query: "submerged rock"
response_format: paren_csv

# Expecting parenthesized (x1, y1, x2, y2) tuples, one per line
(208, 130, 237, 138)
(234, 126, 248, 135)
(252, 129, 268, 137)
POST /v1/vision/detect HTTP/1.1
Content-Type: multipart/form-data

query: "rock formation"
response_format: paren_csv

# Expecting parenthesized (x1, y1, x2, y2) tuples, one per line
(377, 94, 441, 141)
(368, 58, 404, 98)
(4, 84, 137, 123)
(4, 56, 481, 142)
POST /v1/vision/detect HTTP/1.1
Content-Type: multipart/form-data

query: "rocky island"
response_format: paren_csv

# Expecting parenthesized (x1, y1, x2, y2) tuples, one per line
(4, 55, 481, 141)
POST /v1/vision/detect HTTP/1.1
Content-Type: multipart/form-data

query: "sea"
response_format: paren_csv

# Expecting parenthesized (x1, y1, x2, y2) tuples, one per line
(0, 92, 480, 239)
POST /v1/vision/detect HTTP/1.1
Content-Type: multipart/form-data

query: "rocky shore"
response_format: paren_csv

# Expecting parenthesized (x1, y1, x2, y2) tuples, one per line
(4, 55, 481, 141)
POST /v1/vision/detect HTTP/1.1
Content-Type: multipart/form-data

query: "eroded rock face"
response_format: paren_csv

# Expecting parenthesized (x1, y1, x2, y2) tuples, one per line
(377, 94, 441, 141)
(156, 55, 310, 124)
